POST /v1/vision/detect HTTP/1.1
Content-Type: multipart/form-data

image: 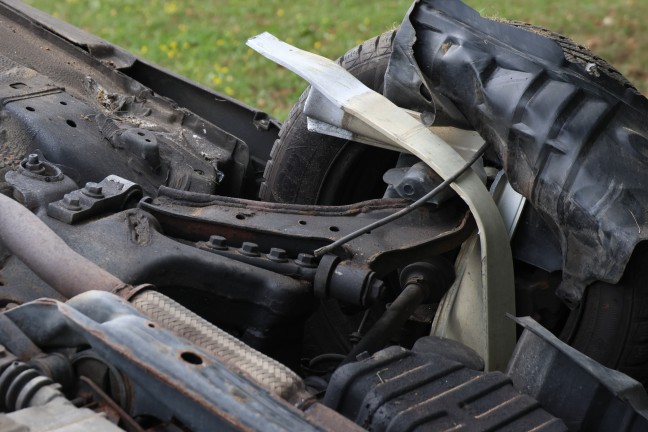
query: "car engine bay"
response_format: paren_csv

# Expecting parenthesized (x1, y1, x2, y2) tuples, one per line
(1, 0, 648, 431)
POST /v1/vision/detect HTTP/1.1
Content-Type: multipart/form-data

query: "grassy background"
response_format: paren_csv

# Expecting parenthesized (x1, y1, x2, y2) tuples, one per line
(24, 0, 647, 120)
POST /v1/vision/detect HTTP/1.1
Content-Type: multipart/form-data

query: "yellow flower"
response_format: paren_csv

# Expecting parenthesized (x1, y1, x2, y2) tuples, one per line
(163, 2, 177, 14)
(313, 41, 322, 50)
(139, 45, 149, 54)
(276, 9, 285, 17)
(224, 86, 234, 96)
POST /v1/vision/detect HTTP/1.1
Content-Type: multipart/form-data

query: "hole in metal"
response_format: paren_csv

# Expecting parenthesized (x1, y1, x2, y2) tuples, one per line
(180, 351, 203, 365)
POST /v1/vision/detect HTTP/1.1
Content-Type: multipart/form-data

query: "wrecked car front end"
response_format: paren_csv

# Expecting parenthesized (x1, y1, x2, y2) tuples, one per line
(1, 0, 648, 430)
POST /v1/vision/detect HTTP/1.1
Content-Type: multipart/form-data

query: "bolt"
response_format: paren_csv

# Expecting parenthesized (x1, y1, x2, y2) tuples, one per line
(207, 235, 227, 250)
(267, 248, 288, 262)
(402, 183, 415, 196)
(239, 242, 260, 257)
(82, 182, 104, 198)
(24, 153, 45, 173)
(295, 253, 317, 267)
(61, 194, 81, 211)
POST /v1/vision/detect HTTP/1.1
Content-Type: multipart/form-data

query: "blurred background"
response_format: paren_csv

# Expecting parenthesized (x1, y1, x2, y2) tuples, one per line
(24, 0, 647, 120)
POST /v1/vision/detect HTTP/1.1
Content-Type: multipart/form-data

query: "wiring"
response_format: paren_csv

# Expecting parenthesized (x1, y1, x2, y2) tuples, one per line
(313, 141, 490, 257)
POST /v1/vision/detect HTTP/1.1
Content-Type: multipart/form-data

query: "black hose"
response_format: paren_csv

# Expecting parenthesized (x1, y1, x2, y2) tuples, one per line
(0, 193, 125, 297)
(341, 282, 428, 365)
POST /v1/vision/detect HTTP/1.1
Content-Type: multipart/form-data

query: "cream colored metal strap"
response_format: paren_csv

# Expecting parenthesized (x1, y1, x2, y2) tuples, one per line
(247, 33, 515, 371)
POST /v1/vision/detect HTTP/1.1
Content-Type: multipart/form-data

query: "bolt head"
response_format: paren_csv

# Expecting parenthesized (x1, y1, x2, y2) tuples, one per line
(267, 248, 288, 262)
(207, 235, 227, 250)
(240, 242, 260, 256)
(62, 194, 81, 210)
(296, 253, 317, 267)
(23, 154, 45, 173)
(27, 154, 39, 165)
(83, 182, 104, 198)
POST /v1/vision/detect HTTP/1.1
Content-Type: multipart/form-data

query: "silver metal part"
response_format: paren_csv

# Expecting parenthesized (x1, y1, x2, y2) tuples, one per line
(247, 32, 516, 370)
(491, 172, 526, 240)
(0, 397, 123, 431)
(130, 290, 307, 403)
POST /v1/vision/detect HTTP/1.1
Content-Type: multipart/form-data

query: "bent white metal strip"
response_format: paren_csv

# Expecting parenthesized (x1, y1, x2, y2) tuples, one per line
(248, 32, 516, 371)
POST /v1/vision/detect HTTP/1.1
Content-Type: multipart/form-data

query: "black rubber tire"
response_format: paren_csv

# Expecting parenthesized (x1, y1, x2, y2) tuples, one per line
(260, 22, 648, 385)
(259, 30, 400, 205)
(561, 243, 648, 385)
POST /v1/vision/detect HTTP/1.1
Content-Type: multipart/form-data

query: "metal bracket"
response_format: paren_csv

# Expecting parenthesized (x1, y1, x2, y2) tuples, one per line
(47, 175, 142, 224)
(247, 33, 516, 370)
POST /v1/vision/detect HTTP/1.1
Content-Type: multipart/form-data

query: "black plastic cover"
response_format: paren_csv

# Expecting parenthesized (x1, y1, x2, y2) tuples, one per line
(386, 0, 648, 304)
(324, 345, 566, 431)
(507, 316, 648, 431)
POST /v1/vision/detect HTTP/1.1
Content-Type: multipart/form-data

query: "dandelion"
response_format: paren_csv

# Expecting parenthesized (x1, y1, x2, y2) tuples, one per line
(163, 2, 177, 14)
(313, 41, 322, 50)
(276, 9, 285, 17)
(139, 45, 149, 54)
(224, 86, 234, 96)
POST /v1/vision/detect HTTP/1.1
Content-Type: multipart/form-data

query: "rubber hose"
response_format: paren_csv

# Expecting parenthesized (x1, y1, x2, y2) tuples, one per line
(129, 290, 306, 403)
(342, 283, 428, 365)
(0, 193, 125, 297)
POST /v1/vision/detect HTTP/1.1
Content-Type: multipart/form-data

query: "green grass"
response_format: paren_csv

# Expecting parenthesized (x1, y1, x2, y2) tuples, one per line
(24, 0, 648, 120)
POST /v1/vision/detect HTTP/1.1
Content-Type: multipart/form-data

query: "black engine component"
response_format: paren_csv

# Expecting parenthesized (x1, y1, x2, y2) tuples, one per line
(324, 343, 567, 431)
